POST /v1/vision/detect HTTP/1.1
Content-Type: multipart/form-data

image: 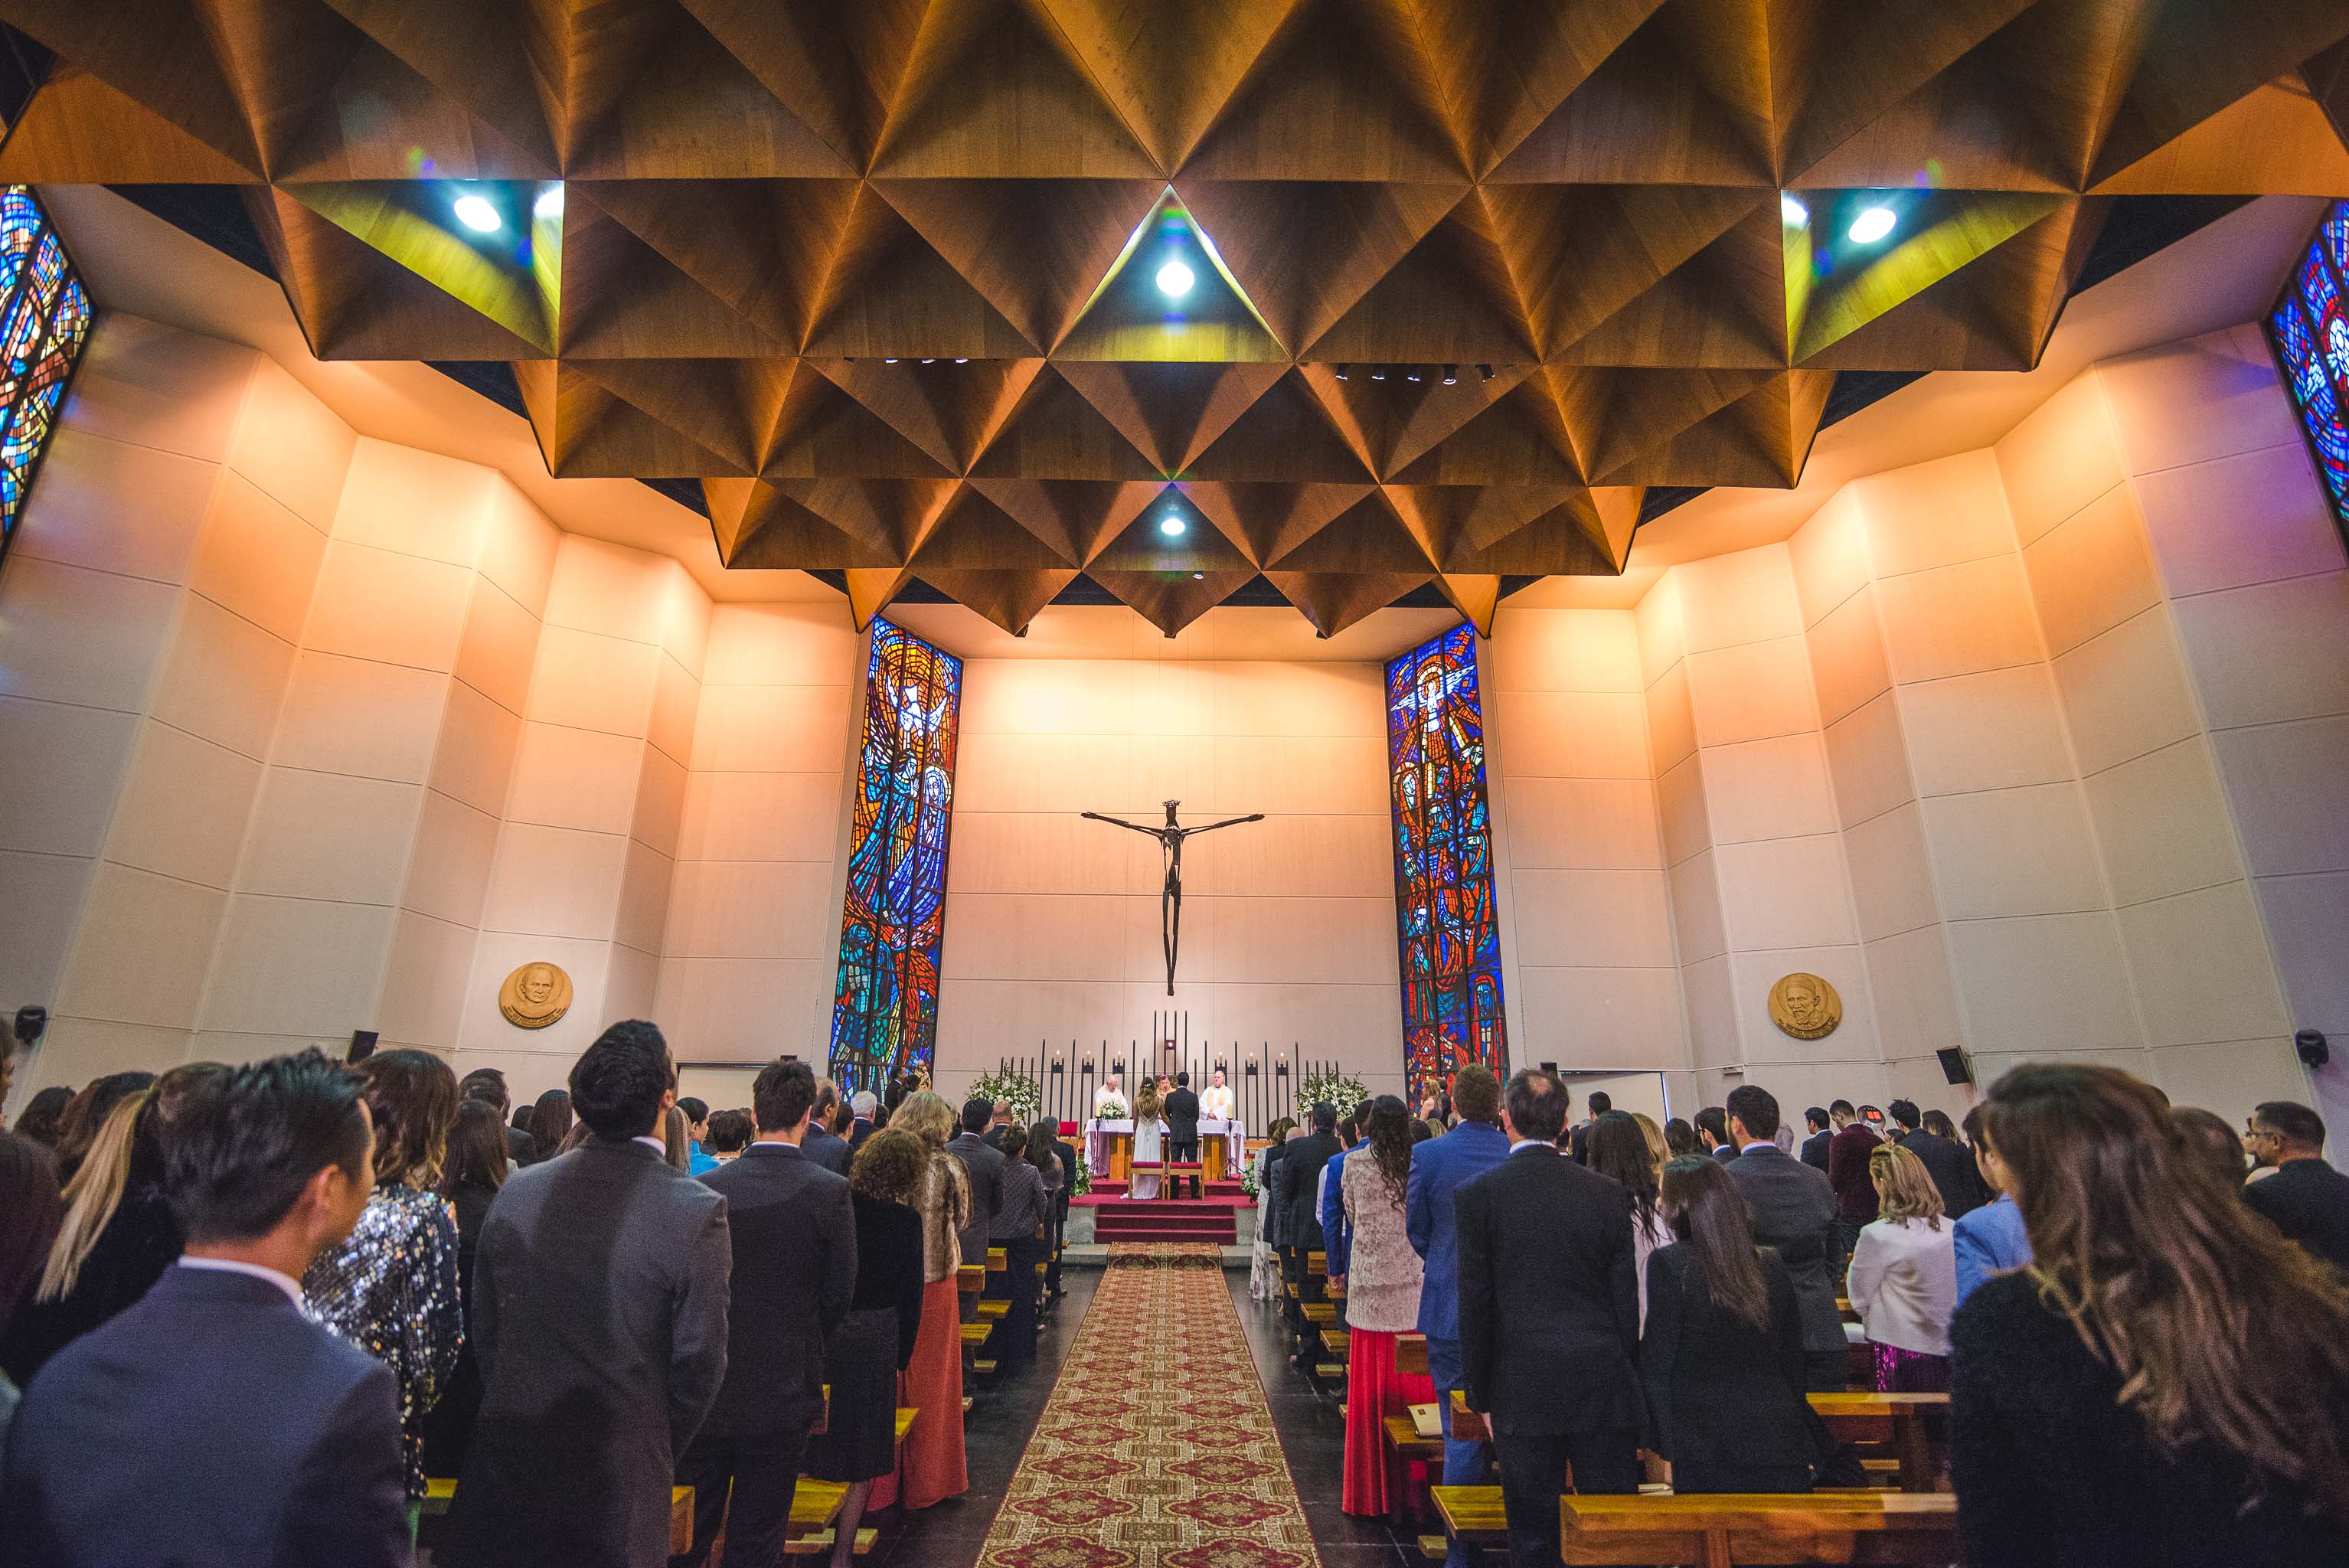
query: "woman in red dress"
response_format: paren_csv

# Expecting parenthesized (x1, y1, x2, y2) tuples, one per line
(1336, 1096, 1436, 1515)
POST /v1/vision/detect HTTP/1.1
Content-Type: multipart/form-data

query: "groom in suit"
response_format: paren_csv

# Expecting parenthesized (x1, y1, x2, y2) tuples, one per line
(1165, 1073, 1201, 1197)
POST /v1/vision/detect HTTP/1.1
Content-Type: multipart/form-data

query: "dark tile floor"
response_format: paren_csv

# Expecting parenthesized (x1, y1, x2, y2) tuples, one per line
(867, 1267, 1101, 1568)
(1227, 1269, 1419, 1568)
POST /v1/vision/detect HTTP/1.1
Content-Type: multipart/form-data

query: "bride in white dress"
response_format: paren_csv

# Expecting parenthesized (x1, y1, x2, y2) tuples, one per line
(1129, 1078, 1164, 1200)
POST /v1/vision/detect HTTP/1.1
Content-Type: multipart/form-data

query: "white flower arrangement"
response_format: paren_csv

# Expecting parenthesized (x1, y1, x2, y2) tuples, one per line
(1299, 1068, 1369, 1125)
(968, 1069, 1042, 1126)
(1093, 1096, 1128, 1121)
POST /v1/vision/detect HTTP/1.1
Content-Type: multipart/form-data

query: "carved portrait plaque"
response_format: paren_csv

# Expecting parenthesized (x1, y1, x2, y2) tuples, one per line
(1768, 972, 1841, 1040)
(498, 962, 573, 1030)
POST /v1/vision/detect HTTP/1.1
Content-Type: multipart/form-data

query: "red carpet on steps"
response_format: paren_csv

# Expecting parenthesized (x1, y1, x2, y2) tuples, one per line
(1083, 1198, 1243, 1244)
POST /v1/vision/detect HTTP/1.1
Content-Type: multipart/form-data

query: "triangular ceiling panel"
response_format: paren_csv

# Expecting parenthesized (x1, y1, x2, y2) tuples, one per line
(813, 357, 1045, 473)
(0, 63, 261, 182)
(1786, 189, 2070, 364)
(965, 368, 1163, 480)
(1262, 490, 1436, 575)
(967, 477, 1160, 567)
(1304, 198, 1542, 364)
(575, 178, 858, 351)
(1184, 371, 1378, 483)
(1406, 0, 1671, 178)
(1179, 480, 1373, 569)
(802, 183, 1036, 359)
(1267, 570, 1433, 639)
(1086, 489, 1258, 636)
(1384, 379, 1586, 486)
(1380, 482, 1583, 572)
(1054, 191, 1284, 362)
(1299, 363, 1537, 481)
(1055, 361, 1289, 475)
(1033, 0, 1305, 172)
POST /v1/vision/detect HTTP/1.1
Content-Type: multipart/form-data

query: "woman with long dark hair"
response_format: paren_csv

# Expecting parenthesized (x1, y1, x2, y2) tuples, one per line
(1642, 1155, 1814, 1494)
(1664, 1117, 1700, 1160)
(1337, 1095, 1436, 1515)
(303, 1049, 462, 1527)
(11, 1085, 72, 1149)
(422, 1096, 509, 1477)
(525, 1088, 571, 1163)
(1952, 1065, 2349, 1563)
(1587, 1110, 1671, 1329)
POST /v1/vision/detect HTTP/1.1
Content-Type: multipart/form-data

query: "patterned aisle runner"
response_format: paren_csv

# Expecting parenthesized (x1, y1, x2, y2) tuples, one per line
(977, 1242, 1325, 1568)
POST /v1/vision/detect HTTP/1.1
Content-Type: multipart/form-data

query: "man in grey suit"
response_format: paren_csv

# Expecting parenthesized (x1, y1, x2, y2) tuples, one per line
(947, 1099, 1006, 1269)
(1720, 1083, 1847, 1391)
(676, 1059, 856, 1568)
(446, 1021, 733, 1568)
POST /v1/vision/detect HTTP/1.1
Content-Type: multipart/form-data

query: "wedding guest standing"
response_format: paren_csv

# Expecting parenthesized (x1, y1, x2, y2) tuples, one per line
(423, 1098, 510, 1478)
(1952, 1105, 2031, 1306)
(305, 1049, 463, 1529)
(1847, 1142, 1957, 1391)
(894, 1092, 971, 1509)
(524, 1089, 571, 1165)
(1951, 1064, 2349, 1564)
(1586, 1112, 1672, 1328)
(1641, 1157, 1813, 1494)
(1722, 1086, 1846, 1392)
(990, 1125, 1048, 1371)
(946, 1098, 1006, 1263)
(810, 1129, 927, 1568)
(446, 1022, 730, 1568)
(1337, 1097, 1433, 1516)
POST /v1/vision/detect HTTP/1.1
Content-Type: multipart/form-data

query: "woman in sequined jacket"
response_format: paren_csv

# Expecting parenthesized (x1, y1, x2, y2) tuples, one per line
(303, 1049, 463, 1521)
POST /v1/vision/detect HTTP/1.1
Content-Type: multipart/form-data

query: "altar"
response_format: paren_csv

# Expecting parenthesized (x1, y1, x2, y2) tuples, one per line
(1085, 1119, 1246, 1184)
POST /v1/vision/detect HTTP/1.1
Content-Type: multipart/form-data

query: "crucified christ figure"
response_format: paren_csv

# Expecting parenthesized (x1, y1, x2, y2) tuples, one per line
(1082, 800, 1265, 995)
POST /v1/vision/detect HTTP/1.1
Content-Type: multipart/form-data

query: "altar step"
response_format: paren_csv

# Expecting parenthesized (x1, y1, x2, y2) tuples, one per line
(1090, 1201, 1239, 1245)
(1088, 1178, 1250, 1200)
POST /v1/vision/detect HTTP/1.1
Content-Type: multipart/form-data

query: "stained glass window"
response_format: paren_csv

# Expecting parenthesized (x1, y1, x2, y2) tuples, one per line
(2266, 198, 2349, 532)
(1386, 622, 1506, 1102)
(0, 186, 91, 566)
(830, 617, 963, 1093)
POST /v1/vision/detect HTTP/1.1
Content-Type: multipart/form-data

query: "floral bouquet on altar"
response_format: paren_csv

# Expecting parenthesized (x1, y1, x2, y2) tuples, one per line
(1093, 1097, 1127, 1121)
(1299, 1067, 1369, 1125)
(969, 1068, 1042, 1126)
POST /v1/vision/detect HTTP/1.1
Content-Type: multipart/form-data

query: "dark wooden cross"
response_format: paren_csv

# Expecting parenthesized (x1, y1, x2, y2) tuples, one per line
(1081, 799, 1265, 995)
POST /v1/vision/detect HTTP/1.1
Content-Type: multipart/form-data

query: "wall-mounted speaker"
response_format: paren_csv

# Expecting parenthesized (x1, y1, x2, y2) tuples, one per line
(348, 1030, 379, 1064)
(1936, 1047, 1972, 1085)
(2298, 1030, 2331, 1069)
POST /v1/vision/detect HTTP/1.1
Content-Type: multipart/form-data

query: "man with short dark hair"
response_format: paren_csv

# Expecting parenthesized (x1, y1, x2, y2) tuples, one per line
(2, 1050, 409, 1567)
(1720, 1083, 1844, 1390)
(1272, 1102, 1344, 1332)
(1567, 1089, 1611, 1165)
(1953, 1104, 2030, 1305)
(947, 1098, 1006, 1269)
(802, 1078, 849, 1174)
(1407, 1064, 1508, 1568)
(2244, 1100, 2349, 1276)
(1890, 1098, 1984, 1218)
(674, 1060, 856, 1568)
(1456, 1070, 1641, 1568)
(447, 1021, 732, 1568)
(1799, 1106, 1833, 1172)
(463, 1067, 536, 1168)
(1165, 1071, 1201, 1196)
(1695, 1104, 1733, 1161)
(1826, 1098, 1880, 1263)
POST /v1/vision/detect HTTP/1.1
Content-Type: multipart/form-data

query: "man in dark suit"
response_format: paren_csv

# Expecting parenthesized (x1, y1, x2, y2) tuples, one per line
(2, 1048, 410, 1568)
(1696, 1104, 1734, 1161)
(1047, 1125, 1079, 1300)
(447, 1021, 733, 1568)
(1566, 1089, 1610, 1164)
(676, 1060, 856, 1568)
(1455, 1070, 1642, 1568)
(1274, 1103, 1344, 1312)
(1888, 1099, 1983, 1218)
(1825, 1098, 1880, 1264)
(2245, 1099, 2349, 1276)
(1799, 1105, 1834, 1172)
(1405, 1063, 1509, 1568)
(1721, 1083, 1846, 1391)
(464, 1067, 537, 1169)
(1164, 1072, 1201, 1197)
(846, 1089, 878, 1154)
(947, 1098, 1007, 1269)
(802, 1077, 851, 1175)
(981, 1100, 1015, 1148)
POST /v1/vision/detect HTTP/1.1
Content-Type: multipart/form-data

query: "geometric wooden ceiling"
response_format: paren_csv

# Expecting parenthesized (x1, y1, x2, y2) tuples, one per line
(4, 2, 2346, 636)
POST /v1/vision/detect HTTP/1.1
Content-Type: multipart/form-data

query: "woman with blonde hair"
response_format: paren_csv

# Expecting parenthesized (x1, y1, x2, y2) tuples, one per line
(2, 1063, 221, 1383)
(304, 1048, 462, 1524)
(1847, 1140, 1955, 1392)
(892, 1089, 972, 1509)
(1631, 1112, 1668, 1178)
(1952, 1064, 2349, 1563)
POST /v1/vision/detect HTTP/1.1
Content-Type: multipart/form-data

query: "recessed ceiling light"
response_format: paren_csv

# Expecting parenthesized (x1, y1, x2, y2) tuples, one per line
(452, 193, 501, 234)
(1191, 572, 1204, 580)
(533, 185, 564, 220)
(882, 357, 898, 364)
(1155, 258, 1194, 298)
(1779, 192, 1808, 227)
(1158, 513, 1188, 538)
(954, 357, 969, 364)
(1848, 204, 1897, 243)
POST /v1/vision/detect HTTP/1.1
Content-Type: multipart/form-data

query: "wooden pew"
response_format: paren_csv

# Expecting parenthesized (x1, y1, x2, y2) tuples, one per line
(1448, 1389, 1490, 1442)
(1430, 1484, 1506, 1552)
(1396, 1334, 1428, 1378)
(422, 1481, 694, 1556)
(1560, 1491, 1958, 1566)
(1383, 1414, 1442, 1525)
(784, 1410, 919, 1558)
(1808, 1392, 1948, 1494)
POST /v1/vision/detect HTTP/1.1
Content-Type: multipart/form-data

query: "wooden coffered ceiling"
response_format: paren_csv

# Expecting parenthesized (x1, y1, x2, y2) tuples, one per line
(4, 2, 2347, 637)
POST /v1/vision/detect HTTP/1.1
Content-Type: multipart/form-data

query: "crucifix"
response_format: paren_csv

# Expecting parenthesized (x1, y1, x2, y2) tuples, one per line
(1082, 799, 1265, 995)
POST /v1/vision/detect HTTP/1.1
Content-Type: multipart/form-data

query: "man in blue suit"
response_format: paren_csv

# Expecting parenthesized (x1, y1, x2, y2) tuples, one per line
(2, 1049, 409, 1568)
(1404, 1063, 1508, 1568)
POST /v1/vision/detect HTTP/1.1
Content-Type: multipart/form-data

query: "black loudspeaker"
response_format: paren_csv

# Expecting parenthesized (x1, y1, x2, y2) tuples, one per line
(14, 1004, 47, 1046)
(2298, 1030, 2331, 1069)
(1540, 1060, 1559, 1074)
(347, 1030, 379, 1063)
(1936, 1047, 1972, 1086)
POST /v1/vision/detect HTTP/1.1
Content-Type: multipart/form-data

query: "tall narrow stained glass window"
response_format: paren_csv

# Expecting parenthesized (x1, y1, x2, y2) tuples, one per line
(0, 186, 91, 567)
(2266, 198, 2349, 531)
(830, 617, 963, 1093)
(1386, 622, 1506, 1101)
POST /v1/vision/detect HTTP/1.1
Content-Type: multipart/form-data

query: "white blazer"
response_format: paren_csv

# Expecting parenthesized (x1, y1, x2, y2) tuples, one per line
(1847, 1215, 1959, 1357)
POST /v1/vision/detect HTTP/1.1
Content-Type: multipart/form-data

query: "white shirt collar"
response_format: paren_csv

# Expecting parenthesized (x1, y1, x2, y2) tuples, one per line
(1508, 1138, 1553, 1155)
(635, 1134, 667, 1156)
(178, 1256, 305, 1308)
(1738, 1141, 1779, 1156)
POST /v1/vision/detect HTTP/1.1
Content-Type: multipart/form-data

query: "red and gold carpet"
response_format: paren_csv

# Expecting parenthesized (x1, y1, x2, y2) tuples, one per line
(978, 1242, 1323, 1568)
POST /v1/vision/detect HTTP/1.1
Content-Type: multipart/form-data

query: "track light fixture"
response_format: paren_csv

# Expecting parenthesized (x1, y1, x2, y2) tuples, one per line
(1442, 364, 1458, 385)
(1370, 366, 1387, 381)
(1334, 365, 1348, 381)
(1406, 369, 1423, 382)
(1477, 364, 1494, 382)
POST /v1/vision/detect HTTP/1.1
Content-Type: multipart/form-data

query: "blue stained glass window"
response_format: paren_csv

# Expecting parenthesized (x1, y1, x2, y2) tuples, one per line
(0, 187, 90, 567)
(2266, 198, 2349, 532)
(829, 617, 963, 1094)
(1386, 622, 1506, 1102)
